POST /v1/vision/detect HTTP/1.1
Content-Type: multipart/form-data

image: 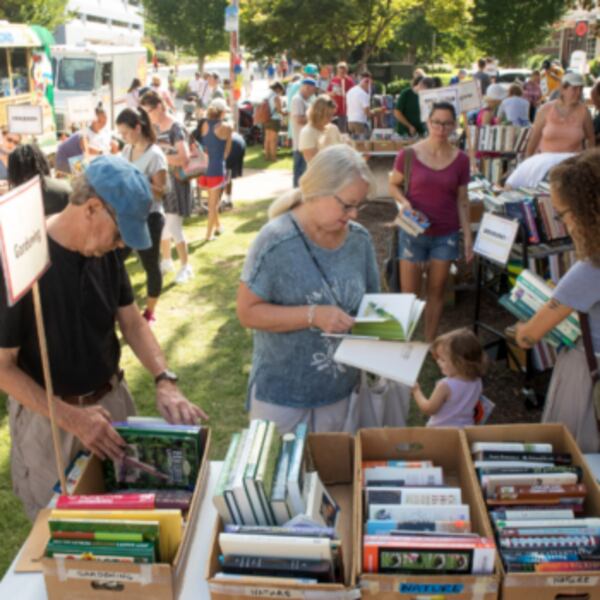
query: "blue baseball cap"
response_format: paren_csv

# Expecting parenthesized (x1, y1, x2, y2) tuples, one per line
(302, 78, 317, 86)
(303, 63, 319, 76)
(85, 155, 152, 250)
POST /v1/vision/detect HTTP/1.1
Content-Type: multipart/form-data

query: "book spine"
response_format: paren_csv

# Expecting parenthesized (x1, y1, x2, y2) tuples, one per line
(213, 433, 241, 524)
(286, 424, 308, 517)
(56, 494, 155, 510)
(231, 422, 260, 525)
(270, 437, 294, 526)
(243, 421, 269, 525)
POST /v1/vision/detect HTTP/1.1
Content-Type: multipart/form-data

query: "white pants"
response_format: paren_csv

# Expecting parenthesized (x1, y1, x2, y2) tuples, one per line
(161, 213, 185, 244)
(249, 390, 350, 435)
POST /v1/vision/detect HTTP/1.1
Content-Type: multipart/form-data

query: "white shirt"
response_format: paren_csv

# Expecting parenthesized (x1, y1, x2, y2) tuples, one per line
(189, 78, 203, 94)
(86, 125, 112, 154)
(290, 93, 309, 151)
(346, 85, 370, 124)
(505, 152, 575, 189)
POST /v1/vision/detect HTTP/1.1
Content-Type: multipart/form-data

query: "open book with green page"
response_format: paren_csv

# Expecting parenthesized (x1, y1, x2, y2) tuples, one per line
(351, 294, 426, 341)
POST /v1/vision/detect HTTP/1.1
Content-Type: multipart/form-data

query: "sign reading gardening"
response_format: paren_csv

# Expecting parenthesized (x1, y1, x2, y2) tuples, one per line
(0, 177, 50, 305)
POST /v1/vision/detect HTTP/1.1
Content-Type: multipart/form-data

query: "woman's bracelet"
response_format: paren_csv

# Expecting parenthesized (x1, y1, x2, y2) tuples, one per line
(307, 304, 317, 327)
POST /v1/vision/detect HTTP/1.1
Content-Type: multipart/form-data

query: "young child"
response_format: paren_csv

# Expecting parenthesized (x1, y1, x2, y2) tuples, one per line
(412, 328, 486, 427)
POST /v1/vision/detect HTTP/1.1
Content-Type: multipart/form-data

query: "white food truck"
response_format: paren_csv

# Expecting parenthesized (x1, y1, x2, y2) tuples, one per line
(51, 44, 146, 132)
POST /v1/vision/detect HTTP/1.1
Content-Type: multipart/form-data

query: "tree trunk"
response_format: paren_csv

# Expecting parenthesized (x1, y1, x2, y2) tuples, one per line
(197, 55, 205, 73)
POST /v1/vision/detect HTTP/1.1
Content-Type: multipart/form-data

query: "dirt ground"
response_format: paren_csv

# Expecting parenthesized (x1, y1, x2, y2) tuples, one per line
(357, 198, 545, 426)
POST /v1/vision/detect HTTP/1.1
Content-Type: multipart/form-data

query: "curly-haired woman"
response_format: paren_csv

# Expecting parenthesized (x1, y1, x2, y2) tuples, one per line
(515, 149, 600, 452)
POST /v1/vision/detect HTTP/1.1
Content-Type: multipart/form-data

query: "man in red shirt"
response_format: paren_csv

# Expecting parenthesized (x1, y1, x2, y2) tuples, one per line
(327, 61, 355, 133)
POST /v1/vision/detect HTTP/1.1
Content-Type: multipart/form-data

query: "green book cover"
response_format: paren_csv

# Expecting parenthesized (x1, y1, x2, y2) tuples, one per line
(351, 294, 425, 341)
(103, 424, 203, 491)
(46, 539, 155, 563)
(212, 432, 241, 523)
(255, 421, 281, 525)
(243, 421, 268, 524)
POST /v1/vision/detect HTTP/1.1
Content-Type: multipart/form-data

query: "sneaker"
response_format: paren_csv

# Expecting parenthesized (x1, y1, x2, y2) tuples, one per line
(174, 265, 193, 284)
(215, 226, 224, 237)
(160, 259, 174, 275)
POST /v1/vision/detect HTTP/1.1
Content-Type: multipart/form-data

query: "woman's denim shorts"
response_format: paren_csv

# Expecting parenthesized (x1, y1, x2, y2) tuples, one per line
(398, 229, 460, 263)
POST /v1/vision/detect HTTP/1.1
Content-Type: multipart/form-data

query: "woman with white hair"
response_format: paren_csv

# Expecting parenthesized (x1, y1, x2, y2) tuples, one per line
(476, 83, 508, 127)
(237, 145, 380, 434)
(195, 98, 232, 241)
(525, 72, 595, 157)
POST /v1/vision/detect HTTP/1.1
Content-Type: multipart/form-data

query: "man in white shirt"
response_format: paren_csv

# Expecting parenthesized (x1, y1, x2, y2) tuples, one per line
(346, 73, 375, 138)
(86, 106, 113, 155)
(188, 72, 205, 96)
(290, 78, 317, 186)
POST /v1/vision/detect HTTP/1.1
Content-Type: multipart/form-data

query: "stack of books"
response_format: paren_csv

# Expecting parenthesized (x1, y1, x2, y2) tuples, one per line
(212, 421, 344, 583)
(499, 269, 581, 349)
(43, 418, 206, 565)
(394, 202, 430, 237)
(361, 459, 496, 575)
(103, 419, 206, 492)
(471, 441, 600, 573)
(46, 507, 182, 564)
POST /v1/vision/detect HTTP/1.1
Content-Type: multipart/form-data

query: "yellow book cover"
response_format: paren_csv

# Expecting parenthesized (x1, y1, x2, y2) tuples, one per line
(50, 509, 182, 562)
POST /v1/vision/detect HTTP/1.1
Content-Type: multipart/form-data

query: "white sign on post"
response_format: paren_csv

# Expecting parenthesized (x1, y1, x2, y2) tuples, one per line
(7, 104, 43, 135)
(474, 212, 520, 266)
(0, 177, 49, 305)
(457, 80, 483, 113)
(225, 5, 239, 32)
(66, 96, 96, 125)
(419, 86, 460, 122)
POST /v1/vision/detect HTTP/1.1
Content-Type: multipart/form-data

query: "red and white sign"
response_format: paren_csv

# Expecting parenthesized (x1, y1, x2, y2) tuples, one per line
(575, 20, 589, 37)
(0, 177, 49, 305)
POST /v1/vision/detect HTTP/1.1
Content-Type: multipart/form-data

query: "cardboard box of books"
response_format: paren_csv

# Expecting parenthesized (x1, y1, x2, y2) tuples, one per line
(464, 424, 600, 600)
(355, 428, 501, 599)
(18, 423, 210, 600)
(354, 140, 372, 152)
(371, 140, 397, 152)
(206, 430, 359, 599)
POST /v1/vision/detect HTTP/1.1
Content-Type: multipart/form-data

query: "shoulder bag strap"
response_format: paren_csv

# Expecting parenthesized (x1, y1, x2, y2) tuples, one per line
(289, 215, 343, 307)
(579, 312, 599, 384)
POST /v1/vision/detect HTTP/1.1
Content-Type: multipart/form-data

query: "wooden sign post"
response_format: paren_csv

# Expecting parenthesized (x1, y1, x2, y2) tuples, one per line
(0, 177, 67, 494)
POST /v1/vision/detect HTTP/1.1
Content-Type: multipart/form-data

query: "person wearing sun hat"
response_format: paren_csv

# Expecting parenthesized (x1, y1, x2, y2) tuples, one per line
(476, 83, 508, 127)
(0, 155, 208, 520)
(526, 70, 595, 157)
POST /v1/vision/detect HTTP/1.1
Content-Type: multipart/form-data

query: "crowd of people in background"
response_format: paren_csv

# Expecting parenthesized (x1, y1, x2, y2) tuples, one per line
(1, 51, 600, 453)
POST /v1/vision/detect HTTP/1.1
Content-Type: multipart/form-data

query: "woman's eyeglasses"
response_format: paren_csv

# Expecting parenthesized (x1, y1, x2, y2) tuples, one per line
(430, 120, 455, 129)
(333, 194, 368, 214)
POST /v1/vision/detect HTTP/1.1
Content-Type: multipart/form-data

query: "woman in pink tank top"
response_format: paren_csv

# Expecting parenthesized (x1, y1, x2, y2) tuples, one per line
(526, 73, 594, 156)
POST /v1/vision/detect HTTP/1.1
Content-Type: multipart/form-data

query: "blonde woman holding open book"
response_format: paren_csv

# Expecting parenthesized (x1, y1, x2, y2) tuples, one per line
(515, 150, 600, 452)
(237, 145, 380, 434)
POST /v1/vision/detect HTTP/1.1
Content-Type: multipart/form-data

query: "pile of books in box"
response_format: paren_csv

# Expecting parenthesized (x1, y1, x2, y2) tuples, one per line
(212, 421, 344, 584)
(362, 459, 496, 575)
(471, 441, 600, 573)
(499, 269, 581, 349)
(44, 418, 206, 564)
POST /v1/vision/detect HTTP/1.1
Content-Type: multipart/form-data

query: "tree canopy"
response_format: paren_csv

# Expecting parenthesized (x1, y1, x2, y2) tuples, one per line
(0, 0, 69, 31)
(241, 0, 588, 68)
(142, 0, 228, 67)
(471, 0, 569, 65)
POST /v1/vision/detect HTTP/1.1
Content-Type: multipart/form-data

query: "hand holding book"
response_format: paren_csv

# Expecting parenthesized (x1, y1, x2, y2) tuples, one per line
(309, 305, 355, 334)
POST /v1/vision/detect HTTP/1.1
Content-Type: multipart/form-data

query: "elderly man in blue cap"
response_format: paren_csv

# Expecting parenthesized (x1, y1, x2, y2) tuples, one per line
(0, 156, 208, 519)
(290, 78, 317, 186)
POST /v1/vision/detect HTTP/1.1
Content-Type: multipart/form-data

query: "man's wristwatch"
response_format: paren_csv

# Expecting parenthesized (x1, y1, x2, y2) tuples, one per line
(155, 370, 179, 385)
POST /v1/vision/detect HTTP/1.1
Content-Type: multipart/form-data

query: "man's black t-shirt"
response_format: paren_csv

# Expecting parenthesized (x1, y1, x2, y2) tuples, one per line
(0, 237, 134, 396)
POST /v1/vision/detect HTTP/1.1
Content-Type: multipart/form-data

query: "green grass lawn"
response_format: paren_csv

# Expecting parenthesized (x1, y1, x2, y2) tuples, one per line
(0, 197, 270, 576)
(244, 143, 293, 171)
(0, 191, 438, 577)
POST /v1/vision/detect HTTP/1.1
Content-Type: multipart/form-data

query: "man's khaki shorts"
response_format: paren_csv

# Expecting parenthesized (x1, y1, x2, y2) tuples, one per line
(9, 377, 136, 520)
